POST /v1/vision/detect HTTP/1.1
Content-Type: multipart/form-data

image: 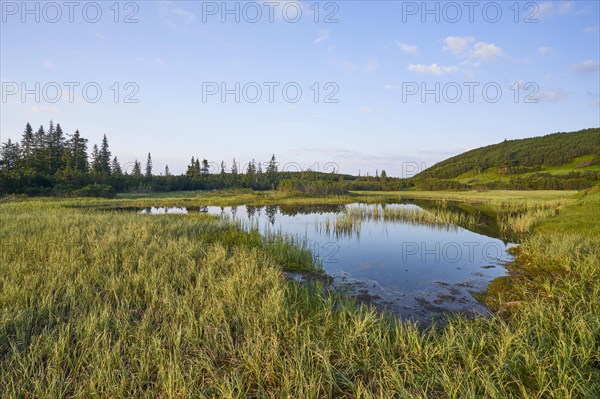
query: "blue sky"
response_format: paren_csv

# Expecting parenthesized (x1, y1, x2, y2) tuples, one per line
(1, 0, 599, 176)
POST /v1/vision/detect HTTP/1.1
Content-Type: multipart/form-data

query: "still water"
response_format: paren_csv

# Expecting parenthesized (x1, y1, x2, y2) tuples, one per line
(139, 203, 513, 323)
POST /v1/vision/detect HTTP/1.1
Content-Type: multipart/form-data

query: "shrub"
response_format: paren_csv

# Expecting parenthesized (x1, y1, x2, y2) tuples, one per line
(74, 184, 117, 198)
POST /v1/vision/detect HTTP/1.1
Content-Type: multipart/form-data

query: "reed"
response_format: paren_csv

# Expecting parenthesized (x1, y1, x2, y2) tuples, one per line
(1, 193, 598, 398)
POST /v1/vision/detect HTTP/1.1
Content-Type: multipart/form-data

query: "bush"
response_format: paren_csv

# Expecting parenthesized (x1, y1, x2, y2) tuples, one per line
(74, 184, 117, 198)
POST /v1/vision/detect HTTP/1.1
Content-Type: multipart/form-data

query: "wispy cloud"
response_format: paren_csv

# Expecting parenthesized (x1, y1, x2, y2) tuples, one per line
(570, 60, 600, 75)
(443, 36, 475, 55)
(169, 6, 196, 24)
(159, 1, 196, 28)
(534, 89, 569, 103)
(407, 63, 458, 75)
(337, 58, 379, 74)
(41, 60, 57, 69)
(470, 42, 506, 61)
(396, 42, 418, 54)
(314, 29, 330, 44)
(583, 25, 599, 34)
(537, 47, 553, 56)
(359, 106, 372, 113)
(443, 36, 506, 62)
(136, 57, 167, 67)
(25, 105, 60, 115)
(535, 1, 585, 18)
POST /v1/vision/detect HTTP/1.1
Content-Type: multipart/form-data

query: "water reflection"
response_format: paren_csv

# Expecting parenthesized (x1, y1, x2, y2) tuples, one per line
(130, 202, 513, 323)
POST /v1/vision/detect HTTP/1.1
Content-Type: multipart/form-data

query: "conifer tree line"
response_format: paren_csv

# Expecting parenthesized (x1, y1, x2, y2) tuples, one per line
(2, 121, 403, 196)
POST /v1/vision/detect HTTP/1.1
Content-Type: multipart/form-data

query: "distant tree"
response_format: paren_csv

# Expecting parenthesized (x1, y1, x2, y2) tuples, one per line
(48, 122, 66, 174)
(0, 139, 20, 171)
(164, 165, 171, 177)
(65, 130, 88, 173)
(132, 160, 142, 177)
(145, 153, 153, 178)
(33, 125, 48, 174)
(201, 159, 209, 177)
(111, 157, 123, 175)
(245, 159, 257, 184)
(220, 161, 226, 178)
(194, 158, 201, 177)
(186, 157, 196, 177)
(99, 135, 112, 174)
(231, 158, 238, 177)
(91, 144, 101, 173)
(257, 162, 263, 181)
(20, 123, 35, 170)
(266, 154, 278, 175)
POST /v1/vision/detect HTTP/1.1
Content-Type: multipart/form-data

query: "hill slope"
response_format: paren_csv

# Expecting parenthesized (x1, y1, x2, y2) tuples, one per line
(415, 128, 600, 189)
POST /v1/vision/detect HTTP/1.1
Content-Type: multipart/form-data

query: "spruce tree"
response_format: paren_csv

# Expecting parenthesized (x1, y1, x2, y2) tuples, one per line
(201, 159, 209, 177)
(33, 125, 48, 174)
(99, 135, 112, 174)
(194, 159, 201, 177)
(111, 157, 123, 175)
(132, 160, 142, 177)
(91, 144, 101, 173)
(145, 153, 153, 178)
(69, 130, 88, 173)
(48, 122, 66, 174)
(0, 139, 20, 172)
(231, 158, 238, 177)
(20, 123, 35, 170)
(186, 157, 196, 177)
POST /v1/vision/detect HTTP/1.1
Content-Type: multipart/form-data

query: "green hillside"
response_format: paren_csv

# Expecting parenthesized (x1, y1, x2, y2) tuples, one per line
(415, 128, 600, 190)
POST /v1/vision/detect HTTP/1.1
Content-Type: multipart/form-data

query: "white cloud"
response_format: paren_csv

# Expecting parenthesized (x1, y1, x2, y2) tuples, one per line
(365, 60, 379, 74)
(443, 36, 475, 55)
(159, 1, 196, 28)
(558, 1, 574, 14)
(535, 2, 554, 17)
(25, 105, 60, 114)
(337, 58, 378, 74)
(384, 84, 401, 90)
(169, 7, 196, 24)
(470, 42, 506, 61)
(583, 25, 599, 33)
(359, 106, 372, 113)
(396, 42, 418, 54)
(537, 47, 553, 56)
(536, 1, 582, 18)
(407, 63, 459, 75)
(534, 89, 569, 103)
(136, 57, 167, 67)
(314, 29, 330, 44)
(570, 60, 600, 74)
(41, 60, 56, 69)
(444, 37, 506, 62)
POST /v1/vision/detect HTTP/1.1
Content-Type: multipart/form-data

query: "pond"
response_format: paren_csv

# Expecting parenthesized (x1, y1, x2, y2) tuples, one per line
(129, 202, 514, 324)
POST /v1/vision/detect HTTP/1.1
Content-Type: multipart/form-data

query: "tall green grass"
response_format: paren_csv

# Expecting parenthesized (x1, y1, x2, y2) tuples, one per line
(1, 196, 598, 398)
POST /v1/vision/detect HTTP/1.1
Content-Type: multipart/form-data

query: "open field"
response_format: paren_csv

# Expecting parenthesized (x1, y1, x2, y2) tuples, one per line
(1, 189, 599, 398)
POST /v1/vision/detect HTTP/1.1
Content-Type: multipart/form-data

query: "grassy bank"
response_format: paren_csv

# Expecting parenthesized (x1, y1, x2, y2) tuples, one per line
(1, 191, 598, 397)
